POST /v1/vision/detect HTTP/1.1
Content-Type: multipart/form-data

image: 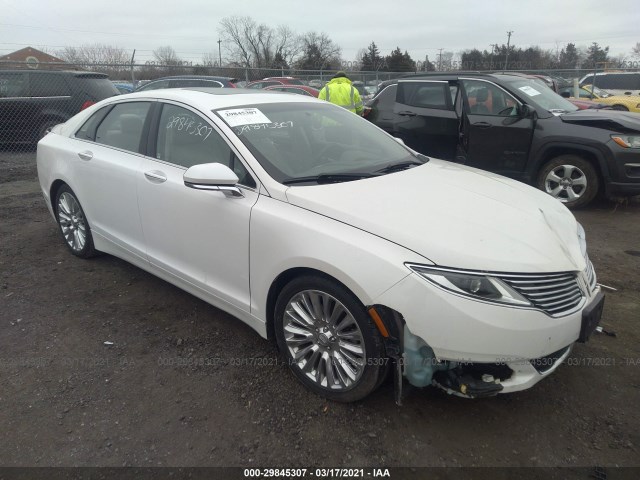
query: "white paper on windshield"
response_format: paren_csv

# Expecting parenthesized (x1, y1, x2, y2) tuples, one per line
(518, 86, 541, 97)
(218, 108, 271, 127)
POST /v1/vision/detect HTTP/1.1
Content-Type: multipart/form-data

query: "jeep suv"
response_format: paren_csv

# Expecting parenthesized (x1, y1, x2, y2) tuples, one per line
(365, 72, 640, 208)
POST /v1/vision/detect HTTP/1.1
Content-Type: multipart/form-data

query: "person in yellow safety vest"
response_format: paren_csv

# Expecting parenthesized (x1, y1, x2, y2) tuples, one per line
(318, 71, 364, 115)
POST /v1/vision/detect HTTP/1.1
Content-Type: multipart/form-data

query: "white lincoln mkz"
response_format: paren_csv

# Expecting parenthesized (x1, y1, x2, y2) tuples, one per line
(37, 88, 604, 402)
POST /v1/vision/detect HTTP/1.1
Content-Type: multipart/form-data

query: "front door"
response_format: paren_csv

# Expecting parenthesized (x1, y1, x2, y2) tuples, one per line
(136, 102, 260, 311)
(459, 79, 534, 176)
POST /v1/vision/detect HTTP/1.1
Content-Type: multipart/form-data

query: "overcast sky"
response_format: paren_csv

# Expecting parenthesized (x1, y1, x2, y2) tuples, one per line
(1, 0, 638, 64)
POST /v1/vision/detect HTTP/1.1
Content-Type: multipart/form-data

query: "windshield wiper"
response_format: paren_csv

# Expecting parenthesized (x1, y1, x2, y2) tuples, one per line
(374, 159, 426, 174)
(283, 173, 377, 185)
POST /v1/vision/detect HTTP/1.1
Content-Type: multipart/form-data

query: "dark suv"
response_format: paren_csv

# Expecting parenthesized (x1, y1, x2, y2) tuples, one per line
(0, 70, 119, 144)
(365, 72, 640, 208)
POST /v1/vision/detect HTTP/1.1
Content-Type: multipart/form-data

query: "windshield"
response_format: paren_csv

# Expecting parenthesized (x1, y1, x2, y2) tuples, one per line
(214, 102, 420, 184)
(509, 78, 578, 113)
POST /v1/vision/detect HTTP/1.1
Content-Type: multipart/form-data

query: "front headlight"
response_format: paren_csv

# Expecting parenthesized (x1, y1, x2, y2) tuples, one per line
(611, 135, 640, 149)
(577, 222, 587, 257)
(407, 265, 531, 306)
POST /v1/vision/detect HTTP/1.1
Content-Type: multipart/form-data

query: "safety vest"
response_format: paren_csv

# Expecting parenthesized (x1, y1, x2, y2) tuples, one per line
(319, 77, 364, 115)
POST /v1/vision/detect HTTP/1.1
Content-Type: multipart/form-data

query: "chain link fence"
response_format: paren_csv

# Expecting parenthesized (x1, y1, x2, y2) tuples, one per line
(1, 60, 639, 151)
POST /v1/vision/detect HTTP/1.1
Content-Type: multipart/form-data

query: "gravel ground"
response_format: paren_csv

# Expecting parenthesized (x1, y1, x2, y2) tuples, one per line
(1, 150, 639, 472)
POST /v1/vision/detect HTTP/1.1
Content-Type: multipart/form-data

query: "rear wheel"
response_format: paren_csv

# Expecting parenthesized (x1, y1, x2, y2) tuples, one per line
(54, 185, 97, 258)
(274, 275, 386, 402)
(537, 155, 599, 209)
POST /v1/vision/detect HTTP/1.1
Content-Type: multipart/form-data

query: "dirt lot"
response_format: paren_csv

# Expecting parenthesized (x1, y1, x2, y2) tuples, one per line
(1, 150, 639, 472)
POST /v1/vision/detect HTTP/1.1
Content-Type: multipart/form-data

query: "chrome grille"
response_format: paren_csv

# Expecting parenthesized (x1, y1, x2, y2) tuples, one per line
(499, 272, 583, 316)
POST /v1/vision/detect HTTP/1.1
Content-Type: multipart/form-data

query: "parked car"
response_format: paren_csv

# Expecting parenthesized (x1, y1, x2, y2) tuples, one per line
(351, 81, 372, 102)
(364, 72, 640, 208)
(560, 85, 640, 113)
(37, 88, 603, 402)
(246, 77, 304, 89)
(112, 82, 135, 94)
(517, 73, 607, 110)
(135, 75, 238, 92)
(0, 70, 119, 144)
(263, 85, 320, 97)
(579, 71, 640, 96)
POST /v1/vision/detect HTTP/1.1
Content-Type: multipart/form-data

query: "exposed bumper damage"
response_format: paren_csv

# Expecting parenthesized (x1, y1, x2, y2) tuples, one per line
(368, 305, 574, 402)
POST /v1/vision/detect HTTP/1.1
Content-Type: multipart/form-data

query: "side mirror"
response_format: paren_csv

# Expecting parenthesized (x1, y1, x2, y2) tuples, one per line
(183, 163, 243, 198)
(519, 104, 536, 119)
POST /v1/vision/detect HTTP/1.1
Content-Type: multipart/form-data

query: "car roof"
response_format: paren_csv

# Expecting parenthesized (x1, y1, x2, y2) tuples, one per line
(0, 69, 108, 78)
(116, 87, 319, 109)
(145, 75, 237, 82)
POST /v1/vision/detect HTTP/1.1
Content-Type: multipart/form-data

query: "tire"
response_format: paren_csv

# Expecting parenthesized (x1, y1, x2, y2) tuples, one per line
(537, 155, 599, 209)
(611, 105, 628, 111)
(54, 185, 97, 258)
(274, 275, 386, 402)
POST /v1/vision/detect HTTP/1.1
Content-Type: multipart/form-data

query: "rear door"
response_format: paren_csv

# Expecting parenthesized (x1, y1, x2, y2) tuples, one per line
(0, 72, 30, 142)
(366, 84, 399, 134)
(458, 78, 534, 175)
(393, 80, 458, 159)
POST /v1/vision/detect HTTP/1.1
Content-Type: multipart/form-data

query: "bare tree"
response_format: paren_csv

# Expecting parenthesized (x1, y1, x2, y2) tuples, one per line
(201, 52, 219, 67)
(57, 44, 129, 66)
(297, 31, 342, 70)
(219, 16, 304, 69)
(632, 42, 640, 59)
(153, 46, 181, 65)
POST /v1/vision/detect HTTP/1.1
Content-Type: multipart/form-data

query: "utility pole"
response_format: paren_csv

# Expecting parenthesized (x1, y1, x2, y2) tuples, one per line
(489, 44, 498, 70)
(130, 49, 136, 86)
(217, 39, 222, 68)
(504, 31, 513, 70)
(437, 48, 443, 71)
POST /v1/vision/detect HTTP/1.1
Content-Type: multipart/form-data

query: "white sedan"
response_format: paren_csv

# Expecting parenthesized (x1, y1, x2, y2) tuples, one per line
(37, 88, 604, 402)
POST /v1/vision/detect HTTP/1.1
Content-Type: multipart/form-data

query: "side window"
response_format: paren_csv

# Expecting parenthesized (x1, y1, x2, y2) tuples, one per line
(0, 73, 27, 98)
(30, 74, 71, 97)
(156, 104, 256, 187)
(462, 80, 518, 116)
(75, 106, 111, 140)
(261, 81, 280, 88)
(376, 84, 397, 111)
(397, 82, 450, 110)
(95, 102, 151, 153)
(247, 82, 263, 89)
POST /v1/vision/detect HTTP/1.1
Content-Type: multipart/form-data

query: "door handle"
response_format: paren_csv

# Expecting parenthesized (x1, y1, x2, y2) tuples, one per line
(472, 122, 492, 129)
(144, 170, 167, 183)
(398, 111, 417, 117)
(77, 151, 93, 161)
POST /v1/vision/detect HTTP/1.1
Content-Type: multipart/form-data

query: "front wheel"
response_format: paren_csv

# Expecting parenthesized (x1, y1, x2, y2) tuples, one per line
(274, 275, 386, 402)
(537, 155, 599, 209)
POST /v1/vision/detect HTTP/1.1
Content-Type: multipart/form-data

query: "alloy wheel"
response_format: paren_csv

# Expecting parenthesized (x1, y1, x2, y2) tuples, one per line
(544, 164, 588, 203)
(57, 192, 87, 252)
(282, 289, 366, 391)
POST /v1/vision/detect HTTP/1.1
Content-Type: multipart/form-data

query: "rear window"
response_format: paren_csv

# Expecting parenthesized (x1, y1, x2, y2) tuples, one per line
(30, 74, 71, 97)
(397, 81, 451, 110)
(287, 79, 303, 85)
(76, 77, 119, 100)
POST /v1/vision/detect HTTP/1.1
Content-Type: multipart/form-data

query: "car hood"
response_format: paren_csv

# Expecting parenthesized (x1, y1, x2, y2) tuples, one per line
(560, 109, 640, 132)
(285, 159, 585, 273)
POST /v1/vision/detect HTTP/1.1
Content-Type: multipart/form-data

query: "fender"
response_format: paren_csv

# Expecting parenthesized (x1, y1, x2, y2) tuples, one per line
(528, 141, 612, 183)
